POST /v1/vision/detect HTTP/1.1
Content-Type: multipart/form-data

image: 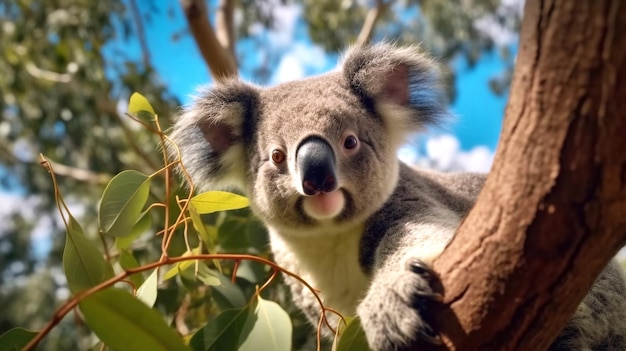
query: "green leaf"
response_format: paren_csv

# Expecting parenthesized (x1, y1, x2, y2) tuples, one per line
(336, 317, 371, 351)
(188, 203, 221, 272)
(190, 191, 249, 214)
(196, 263, 222, 286)
(115, 210, 152, 249)
(0, 327, 38, 351)
(136, 268, 158, 307)
(99, 170, 151, 237)
(189, 305, 252, 351)
(217, 219, 249, 250)
(118, 249, 144, 287)
(63, 215, 114, 294)
(128, 92, 155, 117)
(210, 274, 247, 310)
(79, 288, 191, 351)
(162, 247, 202, 281)
(238, 295, 292, 351)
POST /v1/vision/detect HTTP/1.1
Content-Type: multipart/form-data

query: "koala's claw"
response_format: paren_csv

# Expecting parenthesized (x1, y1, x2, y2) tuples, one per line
(407, 259, 436, 278)
(418, 291, 444, 302)
(419, 324, 443, 345)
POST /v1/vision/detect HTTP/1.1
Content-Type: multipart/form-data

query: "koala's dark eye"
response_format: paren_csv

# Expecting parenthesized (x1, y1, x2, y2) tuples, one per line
(344, 135, 358, 150)
(271, 149, 285, 164)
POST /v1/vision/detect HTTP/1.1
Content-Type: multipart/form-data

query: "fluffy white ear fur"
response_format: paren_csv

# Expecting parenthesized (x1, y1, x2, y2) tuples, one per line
(169, 83, 257, 194)
(341, 43, 451, 149)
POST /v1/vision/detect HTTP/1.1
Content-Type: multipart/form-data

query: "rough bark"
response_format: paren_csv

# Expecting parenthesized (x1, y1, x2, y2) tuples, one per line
(424, 1, 626, 350)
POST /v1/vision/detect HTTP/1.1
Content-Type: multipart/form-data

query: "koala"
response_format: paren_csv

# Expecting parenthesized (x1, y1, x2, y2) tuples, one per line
(170, 43, 626, 350)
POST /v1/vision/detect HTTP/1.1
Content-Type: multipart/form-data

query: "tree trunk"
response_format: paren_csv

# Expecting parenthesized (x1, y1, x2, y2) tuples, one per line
(427, 1, 626, 350)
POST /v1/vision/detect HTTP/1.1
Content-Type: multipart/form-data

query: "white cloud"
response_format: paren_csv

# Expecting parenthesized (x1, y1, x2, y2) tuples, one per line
(400, 134, 494, 173)
(273, 54, 305, 83)
(272, 43, 330, 83)
(474, 0, 525, 47)
(266, 3, 301, 48)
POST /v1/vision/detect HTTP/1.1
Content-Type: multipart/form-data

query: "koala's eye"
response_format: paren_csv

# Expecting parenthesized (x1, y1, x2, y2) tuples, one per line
(271, 149, 285, 164)
(343, 135, 359, 150)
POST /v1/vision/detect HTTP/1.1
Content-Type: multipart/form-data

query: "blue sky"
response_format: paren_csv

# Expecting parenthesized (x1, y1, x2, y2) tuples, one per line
(1, 1, 515, 259)
(116, 2, 511, 167)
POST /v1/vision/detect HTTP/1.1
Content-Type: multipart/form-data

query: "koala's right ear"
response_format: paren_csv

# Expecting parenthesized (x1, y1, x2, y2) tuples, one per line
(169, 81, 258, 193)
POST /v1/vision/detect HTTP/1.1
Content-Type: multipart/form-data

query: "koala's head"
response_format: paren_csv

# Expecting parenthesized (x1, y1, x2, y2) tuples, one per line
(170, 44, 448, 235)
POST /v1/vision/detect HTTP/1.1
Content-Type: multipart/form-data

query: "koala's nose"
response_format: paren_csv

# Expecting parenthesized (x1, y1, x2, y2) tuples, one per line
(296, 137, 338, 196)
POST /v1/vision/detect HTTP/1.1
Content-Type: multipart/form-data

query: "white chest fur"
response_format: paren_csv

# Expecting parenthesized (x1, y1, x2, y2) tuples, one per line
(268, 224, 370, 316)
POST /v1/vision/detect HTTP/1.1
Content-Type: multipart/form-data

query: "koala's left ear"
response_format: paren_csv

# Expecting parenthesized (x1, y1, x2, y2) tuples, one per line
(342, 43, 449, 140)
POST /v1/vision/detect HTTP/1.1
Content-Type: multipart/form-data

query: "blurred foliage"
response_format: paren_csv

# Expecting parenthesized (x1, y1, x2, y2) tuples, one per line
(0, 0, 521, 350)
(0, 0, 179, 349)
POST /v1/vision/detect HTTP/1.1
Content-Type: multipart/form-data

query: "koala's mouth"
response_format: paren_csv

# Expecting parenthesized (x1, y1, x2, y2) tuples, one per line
(301, 189, 345, 220)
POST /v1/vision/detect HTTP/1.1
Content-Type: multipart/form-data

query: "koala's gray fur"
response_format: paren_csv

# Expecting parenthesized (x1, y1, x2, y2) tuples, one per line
(169, 43, 626, 351)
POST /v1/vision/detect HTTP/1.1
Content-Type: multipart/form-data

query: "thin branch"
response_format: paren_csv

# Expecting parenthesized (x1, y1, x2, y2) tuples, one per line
(128, 0, 151, 68)
(24, 62, 72, 83)
(46, 161, 110, 184)
(355, 0, 391, 47)
(180, 0, 238, 82)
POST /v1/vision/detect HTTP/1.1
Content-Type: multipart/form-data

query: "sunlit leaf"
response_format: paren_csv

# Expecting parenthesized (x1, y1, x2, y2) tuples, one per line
(63, 215, 114, 294)
(238, 295, 292, 351)
(136, 268, 158, 307)
(99, 170, 151, 237)
(128, 92, 156, 115)
(335, 317, 371, 351)
(79, 288, 191, 351)
(188, 202, 221, 272)
(0, 327, 38, 351)
(162, 247, 201, 281)
(189, 305, 252, 351)
(118, 249, 143, 287)
(190, 191, 249, 214)
(197, 263, 222, 286)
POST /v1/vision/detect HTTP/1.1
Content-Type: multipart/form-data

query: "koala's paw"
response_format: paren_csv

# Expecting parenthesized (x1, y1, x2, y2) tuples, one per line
(357, 259, 442, 351)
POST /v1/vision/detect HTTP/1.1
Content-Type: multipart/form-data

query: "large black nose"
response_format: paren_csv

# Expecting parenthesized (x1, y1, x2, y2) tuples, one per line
(296, 137, 338, 196)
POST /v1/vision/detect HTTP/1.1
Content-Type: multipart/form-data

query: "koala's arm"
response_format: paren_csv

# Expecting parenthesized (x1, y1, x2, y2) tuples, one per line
(358, 165, 626, 351)
(357, 164, 485, 350)
(549, 260, 626, 351)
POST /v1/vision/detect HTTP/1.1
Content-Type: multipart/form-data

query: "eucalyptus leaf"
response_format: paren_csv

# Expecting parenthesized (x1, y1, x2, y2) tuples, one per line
(115, 210, 152, 249)
(210, 274, 247, 310)
(136, 268, 158, 307)
(238, 295, 292, 351)
(190, 191, 249, 214)
(336, 317, 371, 351)
(99, 170, 151, 237)
(0, 327, 38, 351)
(162, 247, 202, 281)
(189, 305, 252, 351)
(128, 92, 155, 115)
(118, 249, 144, 287)
(63, 215, 114, 294)
(79, 288, 191, 351)
(188, 201, 222, 271)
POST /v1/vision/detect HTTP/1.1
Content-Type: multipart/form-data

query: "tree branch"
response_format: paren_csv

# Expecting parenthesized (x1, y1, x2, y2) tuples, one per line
(355, 0, 391, 47)
(128, 0, 151, 68)
(215, 0, 236, 56)
(425, 1, 626, 350)
(46, 161, 110, 185)
(180, 0, 238, 82)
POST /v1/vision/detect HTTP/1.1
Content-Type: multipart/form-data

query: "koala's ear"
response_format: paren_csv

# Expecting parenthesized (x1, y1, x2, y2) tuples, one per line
(342, 43, 449, 142)
(169, 81, 258, 193)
